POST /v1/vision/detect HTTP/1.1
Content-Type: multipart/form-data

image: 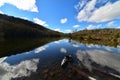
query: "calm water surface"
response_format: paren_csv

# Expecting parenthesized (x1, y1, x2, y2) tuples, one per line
(0, 38, 120, 80)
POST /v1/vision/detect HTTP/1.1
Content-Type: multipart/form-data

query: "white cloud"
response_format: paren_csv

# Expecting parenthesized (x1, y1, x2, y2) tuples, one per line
(0, 11, 4, 14)
(97, 0, 109, 4)
(73, 24, 80, 28)
(74, 0, 87, 12)
(77, 0, 96, 22)
(33, 18, 48, 27)
(107, 21, 114, 26)
(60, 18, 67, 24)
(54, 28, 60, 32)
(85, 0, 96, 11)
(86, 24, 101, 30)
(65, 29, 72, 33)
(76, 0, 120, 22)
(89, 1, 120, 22)
(0, 0, 38, 12)
(22, 17, 29, 20)
(86, 25, 96, 30)
(0, 58, 39, 80)
(0, 1, 4, 7)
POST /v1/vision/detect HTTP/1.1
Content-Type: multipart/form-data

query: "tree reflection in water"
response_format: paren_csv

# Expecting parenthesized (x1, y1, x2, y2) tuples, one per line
(0, 39, 120, 80)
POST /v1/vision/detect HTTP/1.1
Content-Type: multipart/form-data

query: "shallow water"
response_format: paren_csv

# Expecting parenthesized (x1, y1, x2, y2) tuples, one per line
(0, 38, 120, 80)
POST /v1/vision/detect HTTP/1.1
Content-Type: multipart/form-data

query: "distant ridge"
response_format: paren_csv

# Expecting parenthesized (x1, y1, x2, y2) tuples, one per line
(71, 28, 120, 42)
(0, 14, 63, 38)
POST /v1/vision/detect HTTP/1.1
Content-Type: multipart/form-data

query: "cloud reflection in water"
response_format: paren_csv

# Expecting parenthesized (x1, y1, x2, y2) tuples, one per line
(60, 48, 67, 53)
(0, 58, 39, 80)
(76, 50, 120, 72)
(0, 57, 7, 63)
(34, 45, 49, 53)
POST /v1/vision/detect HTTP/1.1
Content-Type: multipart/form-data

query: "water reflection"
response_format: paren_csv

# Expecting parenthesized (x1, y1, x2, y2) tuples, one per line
(0, 58, 39, 80)
(35, 45, 49, 54)
(0, 38, 61, 57)
(0, 39, 120, 80)
(60, 48, 67, 53)
(76, 50, 120, 72)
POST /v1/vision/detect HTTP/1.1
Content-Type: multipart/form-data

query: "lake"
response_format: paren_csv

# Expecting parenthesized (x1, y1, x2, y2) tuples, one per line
(0, 38, 120, 80)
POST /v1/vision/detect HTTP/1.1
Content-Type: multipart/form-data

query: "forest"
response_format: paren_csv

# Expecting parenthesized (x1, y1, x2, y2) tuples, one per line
(0, 14, 63, 39)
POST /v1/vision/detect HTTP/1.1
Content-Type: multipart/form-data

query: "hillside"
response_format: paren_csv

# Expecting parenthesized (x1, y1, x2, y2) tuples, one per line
(1, 13, 120, 44)
(70, 28, 120, 46)
(0, 14, 63, 39)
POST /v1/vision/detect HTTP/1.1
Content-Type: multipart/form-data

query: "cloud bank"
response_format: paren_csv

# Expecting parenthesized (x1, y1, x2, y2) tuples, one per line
(76, 0, 120, 22)
(0, 0, 38, 12)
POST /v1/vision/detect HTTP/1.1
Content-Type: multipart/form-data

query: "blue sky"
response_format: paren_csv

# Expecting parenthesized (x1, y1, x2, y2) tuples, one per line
(0, 0, 120, 33)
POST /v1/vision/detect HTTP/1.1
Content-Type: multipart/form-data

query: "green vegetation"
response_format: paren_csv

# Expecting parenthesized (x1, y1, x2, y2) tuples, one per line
(0, 14, 120, 48)
(0, 14, 63, 39)
(69, 28, 120, 46)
